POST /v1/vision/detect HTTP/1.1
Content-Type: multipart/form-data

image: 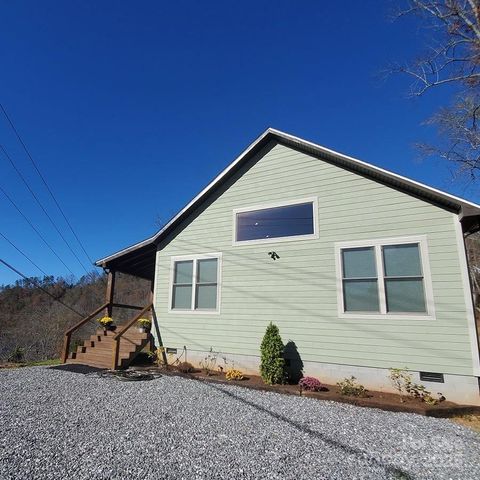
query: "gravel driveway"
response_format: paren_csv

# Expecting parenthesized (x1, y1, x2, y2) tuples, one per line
(0, 366, 479, 480)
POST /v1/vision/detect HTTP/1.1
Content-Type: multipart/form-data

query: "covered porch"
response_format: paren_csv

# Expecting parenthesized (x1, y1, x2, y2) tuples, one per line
(61, 242, 160, 370)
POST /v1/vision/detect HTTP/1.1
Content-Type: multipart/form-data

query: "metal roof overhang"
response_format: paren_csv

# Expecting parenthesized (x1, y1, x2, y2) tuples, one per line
(97, 242, 157, 280)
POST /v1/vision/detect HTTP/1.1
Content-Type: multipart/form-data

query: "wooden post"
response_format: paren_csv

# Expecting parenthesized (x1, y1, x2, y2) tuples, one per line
(149, 279, 154, 320)
(111, 338, 120, 370)
(151, 305, 167, 365)
(149, 280, 159, 359)
(61, 333, 71, 363)
(105, 270, 116, 317)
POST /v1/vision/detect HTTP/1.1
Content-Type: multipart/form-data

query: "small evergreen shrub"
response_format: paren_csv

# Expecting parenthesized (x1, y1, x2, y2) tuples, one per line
(337, 376, 367, 397)
(298, 376, 324, 392)
(260, 322, 286, 385)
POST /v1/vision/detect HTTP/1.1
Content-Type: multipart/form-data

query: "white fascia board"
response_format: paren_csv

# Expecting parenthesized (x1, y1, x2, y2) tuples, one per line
(95, 236, 157, 266)
(94, 128, 273, 266)
(269, 128, 480, 212)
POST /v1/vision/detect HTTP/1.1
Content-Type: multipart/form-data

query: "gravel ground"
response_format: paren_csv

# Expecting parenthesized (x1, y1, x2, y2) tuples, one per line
(0, 366, 479, 480)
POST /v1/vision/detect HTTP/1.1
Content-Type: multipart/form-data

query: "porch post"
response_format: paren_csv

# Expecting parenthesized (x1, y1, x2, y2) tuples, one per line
(105, 270, 116, 317)
(149, 279, 154, 318)
(150, 278, 168, 365)
(149, 279, 155, 352)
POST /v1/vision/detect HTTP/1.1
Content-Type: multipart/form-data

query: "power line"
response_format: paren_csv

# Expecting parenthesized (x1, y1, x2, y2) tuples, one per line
(0, 102, 95, 265)
(0, 145, 90, 275)
(0, 231, 50, 277)
(0, 258, 83, 317)
(0, 184, 76, 277)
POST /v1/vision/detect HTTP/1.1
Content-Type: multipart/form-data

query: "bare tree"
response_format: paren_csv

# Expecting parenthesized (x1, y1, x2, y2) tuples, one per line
(392, 0, 480, 180)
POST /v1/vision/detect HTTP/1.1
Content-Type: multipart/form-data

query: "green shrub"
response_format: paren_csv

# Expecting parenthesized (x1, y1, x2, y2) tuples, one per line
(7, 347, 25, 363)
(260, 322, 286, 385)
(337, 376, 367, 397)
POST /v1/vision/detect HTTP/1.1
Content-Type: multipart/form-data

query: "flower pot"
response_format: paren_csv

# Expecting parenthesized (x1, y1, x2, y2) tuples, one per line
(137, 326, 148, 333)
(104, 324, 116, 332)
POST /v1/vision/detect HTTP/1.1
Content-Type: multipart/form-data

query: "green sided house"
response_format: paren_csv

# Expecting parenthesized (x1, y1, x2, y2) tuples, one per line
(66, 128, 480, 405)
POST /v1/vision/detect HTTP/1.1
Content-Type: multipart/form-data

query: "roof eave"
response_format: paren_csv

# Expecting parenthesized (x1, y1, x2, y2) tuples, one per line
(95, 127, 480, 267)
(94, 128, 275, 267)
(269, 128, 480, 214)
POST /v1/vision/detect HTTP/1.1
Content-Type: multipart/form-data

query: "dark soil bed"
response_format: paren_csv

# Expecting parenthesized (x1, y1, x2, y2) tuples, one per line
(133, 364, 480, 418)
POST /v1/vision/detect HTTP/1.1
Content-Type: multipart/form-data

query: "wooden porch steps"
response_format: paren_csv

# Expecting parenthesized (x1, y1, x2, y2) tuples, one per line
(65, 327, 152, 369)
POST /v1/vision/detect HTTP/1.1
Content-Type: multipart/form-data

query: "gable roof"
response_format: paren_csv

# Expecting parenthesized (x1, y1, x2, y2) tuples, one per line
(95, 128, 480, 278)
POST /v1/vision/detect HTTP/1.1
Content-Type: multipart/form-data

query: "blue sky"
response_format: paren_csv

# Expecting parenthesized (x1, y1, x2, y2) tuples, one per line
(0, 1, 470, 284)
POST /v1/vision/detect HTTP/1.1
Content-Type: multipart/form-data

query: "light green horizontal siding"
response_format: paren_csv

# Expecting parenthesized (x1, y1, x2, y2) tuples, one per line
(154, 142, 474, 375)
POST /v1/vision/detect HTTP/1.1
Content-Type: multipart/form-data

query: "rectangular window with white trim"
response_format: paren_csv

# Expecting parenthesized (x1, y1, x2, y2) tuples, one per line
(170, 254, 221, 312)
(233, 198, 318, 245)
(336, 237, 434, 318)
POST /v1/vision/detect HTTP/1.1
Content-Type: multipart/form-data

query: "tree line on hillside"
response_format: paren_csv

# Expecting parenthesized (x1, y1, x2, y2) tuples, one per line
(0, 271, 150, 363)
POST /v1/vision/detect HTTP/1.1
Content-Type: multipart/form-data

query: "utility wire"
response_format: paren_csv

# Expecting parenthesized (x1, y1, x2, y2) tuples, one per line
(0, 184, 76, 277)
(0, 103, 95, 265)
(0, 145, 90, 275)
(0, 231, 50, 277)
(0, 258, 84, 317)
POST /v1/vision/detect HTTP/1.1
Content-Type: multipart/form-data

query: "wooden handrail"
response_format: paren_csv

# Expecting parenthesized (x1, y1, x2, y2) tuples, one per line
(113, 303, 153, 340)
(111, 303, 144, 311)
(64, 303, 109, 335)
(111, 302, 153, 370)
(61, 302, 110, 362)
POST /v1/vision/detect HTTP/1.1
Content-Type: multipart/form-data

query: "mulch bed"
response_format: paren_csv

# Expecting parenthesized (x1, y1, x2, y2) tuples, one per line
(133, 364, 480, 418)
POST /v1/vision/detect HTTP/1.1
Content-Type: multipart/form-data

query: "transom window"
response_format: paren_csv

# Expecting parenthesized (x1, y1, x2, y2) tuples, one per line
(337, 237, 434, 317)
(234, 199, 317, 244)
(170, 255, 221, 312)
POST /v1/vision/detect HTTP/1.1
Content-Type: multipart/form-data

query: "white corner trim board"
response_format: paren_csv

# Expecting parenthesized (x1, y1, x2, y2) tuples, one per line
(453, 216, 480, 376)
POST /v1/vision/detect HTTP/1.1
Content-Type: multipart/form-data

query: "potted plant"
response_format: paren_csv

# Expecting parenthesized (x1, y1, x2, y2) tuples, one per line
(137, 318, 151, 333)
(98, 316, 115, 331)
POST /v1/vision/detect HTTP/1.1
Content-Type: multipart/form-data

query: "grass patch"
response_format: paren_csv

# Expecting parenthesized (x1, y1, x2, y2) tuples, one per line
(451, 414, 480, 434)
(25, 359, 61, 366)
(0, 359, 61, 369)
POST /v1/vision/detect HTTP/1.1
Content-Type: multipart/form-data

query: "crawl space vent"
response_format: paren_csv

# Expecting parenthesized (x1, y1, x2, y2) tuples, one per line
(419, 372, 444, 383)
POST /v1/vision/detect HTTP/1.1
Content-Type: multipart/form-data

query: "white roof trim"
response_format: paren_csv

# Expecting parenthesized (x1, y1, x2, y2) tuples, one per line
(95, 127, 480, 266)
(272, 128, 480, 210)
(95, 129, 272, 265)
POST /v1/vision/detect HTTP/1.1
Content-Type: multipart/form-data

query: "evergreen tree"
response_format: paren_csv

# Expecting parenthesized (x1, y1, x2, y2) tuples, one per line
(260, 322, 286, 384)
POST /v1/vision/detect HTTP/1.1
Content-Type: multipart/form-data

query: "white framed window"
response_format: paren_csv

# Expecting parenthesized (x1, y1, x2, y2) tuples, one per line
(232, 197, 319, 246)
(169, 253, 222, 314)
(335, 236, 435, 319)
